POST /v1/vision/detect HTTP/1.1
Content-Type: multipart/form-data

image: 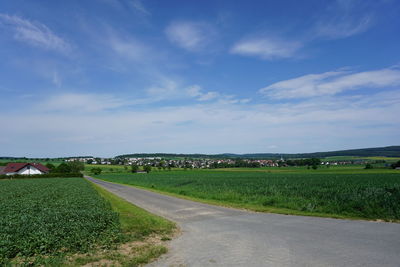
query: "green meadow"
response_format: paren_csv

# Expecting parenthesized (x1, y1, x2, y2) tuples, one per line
(94, 167, 400, 221)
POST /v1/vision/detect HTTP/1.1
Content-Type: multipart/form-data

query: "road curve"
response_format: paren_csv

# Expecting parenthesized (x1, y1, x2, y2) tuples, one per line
(86, 176, 400, 267)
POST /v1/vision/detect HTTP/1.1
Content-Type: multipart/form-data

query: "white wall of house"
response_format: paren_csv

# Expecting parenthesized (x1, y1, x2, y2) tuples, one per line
(19, 166, 44, 175)
(6, 166, 44, 175)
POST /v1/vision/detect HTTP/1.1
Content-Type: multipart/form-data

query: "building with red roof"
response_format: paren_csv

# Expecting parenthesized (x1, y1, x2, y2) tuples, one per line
(1, 163, 49, 175)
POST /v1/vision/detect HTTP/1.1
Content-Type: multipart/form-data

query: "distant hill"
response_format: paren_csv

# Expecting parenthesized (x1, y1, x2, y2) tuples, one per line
(116, 146, 400, 159)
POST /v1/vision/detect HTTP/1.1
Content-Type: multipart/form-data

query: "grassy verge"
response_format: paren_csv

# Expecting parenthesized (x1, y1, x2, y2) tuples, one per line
(92, 183, 175, 237)
(68, 183, 176, 266)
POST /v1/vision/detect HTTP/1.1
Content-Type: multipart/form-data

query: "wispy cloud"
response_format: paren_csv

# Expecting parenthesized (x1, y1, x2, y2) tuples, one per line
(39, 93, 126, 112)
(316, 15, 372, 39)
(107, 30, 151, 63)
(231, 0, 383, 60)
(0, 14, 70, 53)
(198, 91, 219, 101)
(129, 0, 150, 15)
(259, 66, 400, 99)
(52, 71, 62, 87)
(143, 79, 251, 107)
(186, 85, 219, 101)
(146, 79, 180, 99)
(165, 21, 216, 51)
(314, 0, 374, 39)
(100, 0, 150, 15)
(2, 88, 399, 156)
(101, 25, 165, 75)
(230, 37, 302, 60)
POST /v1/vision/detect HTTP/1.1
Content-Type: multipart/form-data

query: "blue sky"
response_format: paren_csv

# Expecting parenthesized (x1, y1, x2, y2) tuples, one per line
(0, 0, 399, 157)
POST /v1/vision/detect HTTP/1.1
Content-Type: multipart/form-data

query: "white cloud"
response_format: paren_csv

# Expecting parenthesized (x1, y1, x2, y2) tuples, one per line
(0, 14, 70, 53)
(145, 82, 222, 103)
(186, 85, 203, 97)
(165, 21, 216, 51)
(198, 91, 219, 101)
(230, 0, 382, 60)
(315, 0, 374, 39)
(316, 14, 372, 39)
(260, 67, 400, 99)
(39, 93, 125, 112)
(101, 0, 150, 15)
(146, 79, 179, 97)
(1, 89, 399, 156)
(129, 0, 150, 15)
(230, 37, 302, 60)
(108, 34, 150, 62)
(52, 71, 62, 87)
(185, 85, 219, 101)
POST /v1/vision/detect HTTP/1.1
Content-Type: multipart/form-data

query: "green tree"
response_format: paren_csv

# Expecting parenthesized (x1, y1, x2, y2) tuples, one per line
(364, 163, 373, 169)
(391, 160, 400, 169)
(91, 167, 102, 175)
(143, 165, 152, 173)
(131, 164, 139, 173)
(68, 161, 85, 173)
(45, 163, 55, 171)
(56, 163, 72, 173)
(312, 164, 318, 170)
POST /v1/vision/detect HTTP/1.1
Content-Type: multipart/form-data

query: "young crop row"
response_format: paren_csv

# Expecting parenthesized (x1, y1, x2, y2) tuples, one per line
(96, 170, 400, 220)
(0, 178, 121, 264)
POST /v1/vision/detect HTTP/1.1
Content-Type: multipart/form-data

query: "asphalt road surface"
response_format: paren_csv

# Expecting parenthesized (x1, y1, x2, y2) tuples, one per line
(86, 176, 400, 267)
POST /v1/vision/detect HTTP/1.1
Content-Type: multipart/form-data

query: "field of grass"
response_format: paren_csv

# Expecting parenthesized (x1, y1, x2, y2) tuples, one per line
(323, 156, 400, 162)
(0, 178, 175, 266)
(94, 168, 400, 221)
(85, 163, 127, 172)
(0, 159, 65, 166)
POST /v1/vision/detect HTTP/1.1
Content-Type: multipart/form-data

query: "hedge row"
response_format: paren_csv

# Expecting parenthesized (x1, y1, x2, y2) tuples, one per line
(0, 173, 83, 179)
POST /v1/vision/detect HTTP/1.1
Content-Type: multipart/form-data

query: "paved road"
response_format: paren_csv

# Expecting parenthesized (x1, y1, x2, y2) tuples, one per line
(86, 176, 400, 267)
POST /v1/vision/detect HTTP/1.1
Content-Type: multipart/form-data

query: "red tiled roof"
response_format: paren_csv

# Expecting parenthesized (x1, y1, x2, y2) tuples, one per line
(3, 163, 49, 173)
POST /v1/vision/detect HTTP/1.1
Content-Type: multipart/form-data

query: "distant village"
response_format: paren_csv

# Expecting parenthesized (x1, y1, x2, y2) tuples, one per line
(64, 156, 378, 169)
(1, 154, 398, 176)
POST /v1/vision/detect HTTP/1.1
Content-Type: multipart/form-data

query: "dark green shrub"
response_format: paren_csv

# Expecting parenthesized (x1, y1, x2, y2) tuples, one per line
(91, 168, 102, 175)
(365, 163, 373, 169)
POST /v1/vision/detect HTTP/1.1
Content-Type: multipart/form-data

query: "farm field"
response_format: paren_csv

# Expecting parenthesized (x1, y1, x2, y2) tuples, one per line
(323, 156, 400, 162)
(86, 163, 398, 175)
(94, 168, 400, 221)
(0, 178, 175, 266)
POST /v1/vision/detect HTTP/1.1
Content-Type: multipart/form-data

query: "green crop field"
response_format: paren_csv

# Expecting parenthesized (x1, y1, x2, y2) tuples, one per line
(0, 178, 120, 265)
(94, 168, 400, 221)
(0, 177, 175, 266)
(322, 156, 400, 162)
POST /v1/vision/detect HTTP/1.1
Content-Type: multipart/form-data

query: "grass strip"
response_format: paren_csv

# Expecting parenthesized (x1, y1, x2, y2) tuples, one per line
(72, 182, 177, 266)
(91, 183, 175, 237)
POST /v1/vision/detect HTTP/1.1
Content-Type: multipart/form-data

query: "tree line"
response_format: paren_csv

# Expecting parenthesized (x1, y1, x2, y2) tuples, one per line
(46, 161, 84, 174)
